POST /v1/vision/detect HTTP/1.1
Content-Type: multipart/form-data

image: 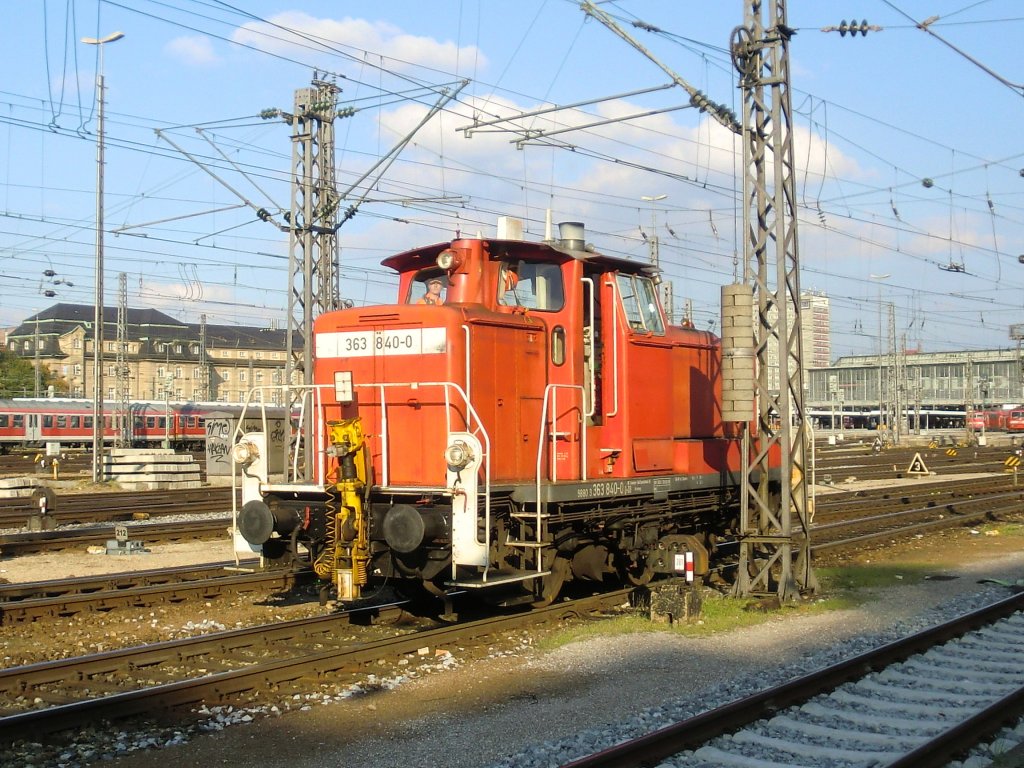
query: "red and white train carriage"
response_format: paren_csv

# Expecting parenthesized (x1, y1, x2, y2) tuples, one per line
(0, 398, 240, 451)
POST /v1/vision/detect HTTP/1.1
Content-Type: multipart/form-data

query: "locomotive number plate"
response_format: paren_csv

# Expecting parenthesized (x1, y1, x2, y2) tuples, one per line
(316, 328, 447, 358)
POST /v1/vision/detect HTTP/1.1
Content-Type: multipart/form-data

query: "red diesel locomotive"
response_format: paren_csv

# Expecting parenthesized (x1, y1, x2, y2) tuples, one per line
(233, 222, 774, 606)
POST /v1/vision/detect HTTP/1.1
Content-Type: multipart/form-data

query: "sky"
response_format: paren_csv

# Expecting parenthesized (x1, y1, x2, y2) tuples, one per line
(1, 0, 1022, 360)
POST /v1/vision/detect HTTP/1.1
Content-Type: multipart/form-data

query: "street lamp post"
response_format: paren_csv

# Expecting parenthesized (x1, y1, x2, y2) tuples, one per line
(640, 194, 667, 267)
(641, 194, 669, 320)
(163, 375, 174, 449)
(82, 31, 124, 483)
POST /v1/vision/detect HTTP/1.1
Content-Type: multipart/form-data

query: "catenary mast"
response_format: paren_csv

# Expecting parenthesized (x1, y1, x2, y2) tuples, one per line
(731, 0, 816, 598)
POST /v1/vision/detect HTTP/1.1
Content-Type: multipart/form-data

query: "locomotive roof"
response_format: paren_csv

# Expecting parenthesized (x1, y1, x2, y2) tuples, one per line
(382, 237, 659, 277)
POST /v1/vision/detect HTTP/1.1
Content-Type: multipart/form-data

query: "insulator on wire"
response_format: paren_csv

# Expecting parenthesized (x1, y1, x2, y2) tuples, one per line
(825, 19, 878, 37)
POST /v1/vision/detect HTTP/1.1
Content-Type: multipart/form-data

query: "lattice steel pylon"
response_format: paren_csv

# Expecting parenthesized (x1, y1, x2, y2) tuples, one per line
(280, 75, 343, 480)
(732, 0, 817, 599)
(285, 75, 342, 394)
(115, 272, 131, 448)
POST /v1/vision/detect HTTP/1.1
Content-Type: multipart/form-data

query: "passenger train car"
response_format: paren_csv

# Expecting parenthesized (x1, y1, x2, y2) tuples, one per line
(232, 222, 777, 606)
(0, 398, 251, 452)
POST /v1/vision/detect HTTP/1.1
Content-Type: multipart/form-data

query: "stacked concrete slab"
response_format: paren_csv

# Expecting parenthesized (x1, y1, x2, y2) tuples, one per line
(0, 476, 43, 499)
(103, 448, 202, 490)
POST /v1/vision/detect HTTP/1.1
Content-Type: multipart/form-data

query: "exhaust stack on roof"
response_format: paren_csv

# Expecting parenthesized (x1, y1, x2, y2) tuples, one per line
(558, 221, 585, 251)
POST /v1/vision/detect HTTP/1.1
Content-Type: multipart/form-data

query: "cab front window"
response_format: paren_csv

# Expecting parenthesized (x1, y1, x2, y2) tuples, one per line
(408, 272, 448, 306)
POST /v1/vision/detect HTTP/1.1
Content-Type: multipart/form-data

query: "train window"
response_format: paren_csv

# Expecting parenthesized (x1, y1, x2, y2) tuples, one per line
(0, 415, 7, 428)
(158, 417, 167, 429)
(84, 416, 93, 428)
(56, 415, 67, 428)
(408, 272, 448, 305)
(497, 261, 564, 311)
(551, 326, 566, 366)
(71, 416, 80, 428)
(43, 416, 53, 428)
(615, 274, 665, 335)
(197, 417, 205, 427)
(13, 415, 23, 428)
(146, 417, 156, 428)
(187, 416, 197, 428)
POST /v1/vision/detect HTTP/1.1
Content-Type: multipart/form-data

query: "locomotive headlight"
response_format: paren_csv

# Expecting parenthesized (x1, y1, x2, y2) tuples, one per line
(445, 439, 473, 470)
(435, 248, 461, 271)
(232, 439, 259, 467)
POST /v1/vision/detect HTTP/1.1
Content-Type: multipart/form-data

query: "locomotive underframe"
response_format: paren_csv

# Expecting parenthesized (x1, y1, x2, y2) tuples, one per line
(253, 470, 760, 603)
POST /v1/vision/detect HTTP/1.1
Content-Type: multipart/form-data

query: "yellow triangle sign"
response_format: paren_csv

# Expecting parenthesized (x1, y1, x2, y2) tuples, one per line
(907, 452, 929, 475)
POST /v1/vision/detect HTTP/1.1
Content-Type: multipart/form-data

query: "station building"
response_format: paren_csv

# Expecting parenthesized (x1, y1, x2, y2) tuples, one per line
(5, 303, 298, 404)
(805, 347, 1023, 429)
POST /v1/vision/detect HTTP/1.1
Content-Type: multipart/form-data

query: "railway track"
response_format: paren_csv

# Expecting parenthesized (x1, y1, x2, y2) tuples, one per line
(814, 443, 1022, 482)
(0, 563, 294, 624)
(0, 588, 631, 740)
(0, 486, 232, 528)
(806, 479, 1024, 557)
(562, 591, 1024, 768)
(0, 517, 231, 556)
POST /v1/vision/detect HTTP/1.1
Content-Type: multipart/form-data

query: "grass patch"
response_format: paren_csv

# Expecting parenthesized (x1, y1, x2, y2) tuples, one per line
(816, 563, 934, 594)
(540, 563, 944, 648)
(538, 589, 843, 649)
(980, 522, 1024, 537)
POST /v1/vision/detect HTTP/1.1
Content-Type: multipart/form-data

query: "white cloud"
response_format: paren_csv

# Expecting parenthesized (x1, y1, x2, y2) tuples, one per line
(166, 36, 220, 67)
(233, 12, 485, 75)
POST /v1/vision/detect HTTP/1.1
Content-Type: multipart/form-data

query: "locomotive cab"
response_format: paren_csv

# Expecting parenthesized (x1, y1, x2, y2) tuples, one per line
(232, 220, 761, 607)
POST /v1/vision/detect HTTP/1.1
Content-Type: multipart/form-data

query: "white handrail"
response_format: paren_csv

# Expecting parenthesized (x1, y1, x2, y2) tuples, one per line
(606, 278, 620, 418)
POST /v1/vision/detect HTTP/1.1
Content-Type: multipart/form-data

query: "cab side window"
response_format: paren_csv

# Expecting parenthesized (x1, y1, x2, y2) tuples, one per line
(616, 274, 665, 335)
(497, 261, 565, 311)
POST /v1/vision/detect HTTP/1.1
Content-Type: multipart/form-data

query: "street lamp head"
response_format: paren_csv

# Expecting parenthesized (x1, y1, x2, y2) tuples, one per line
(869, 273, 891, 280)
(81, 31, 125, 45)
(641, 194, 668, 202)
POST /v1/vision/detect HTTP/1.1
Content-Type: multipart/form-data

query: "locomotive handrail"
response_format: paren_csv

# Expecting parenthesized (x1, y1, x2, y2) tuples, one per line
(462, 324, 471, 402)
(534, 383, 587, 561)
(354, 380, 487, 488)
(356, 380, 494, 574)
(234, 384, 332, 484)
(538, 384, 587, 484)
(605, 278, 620, 418)
(582, 277, 596, 419)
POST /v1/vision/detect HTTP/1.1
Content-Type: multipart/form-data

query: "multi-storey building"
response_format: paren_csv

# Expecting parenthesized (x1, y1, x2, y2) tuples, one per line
(5, 303, 297, 404)
(760, 290, 833, 393)
(800, 291, 831, 369)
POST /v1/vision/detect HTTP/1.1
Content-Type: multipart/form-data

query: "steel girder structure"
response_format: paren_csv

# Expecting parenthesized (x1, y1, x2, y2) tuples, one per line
(732, 0, 817, 599)
(286, 78, 342, 392)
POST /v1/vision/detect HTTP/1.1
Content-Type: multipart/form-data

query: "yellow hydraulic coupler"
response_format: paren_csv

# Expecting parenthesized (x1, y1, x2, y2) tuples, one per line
(321, 418, 370, 601)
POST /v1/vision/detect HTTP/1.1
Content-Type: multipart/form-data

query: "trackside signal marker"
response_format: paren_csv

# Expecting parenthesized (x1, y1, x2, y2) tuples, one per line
(907, 452, 930, 476)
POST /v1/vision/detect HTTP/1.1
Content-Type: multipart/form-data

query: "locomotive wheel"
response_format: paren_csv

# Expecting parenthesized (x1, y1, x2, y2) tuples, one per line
(532, 555, 570, 608)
